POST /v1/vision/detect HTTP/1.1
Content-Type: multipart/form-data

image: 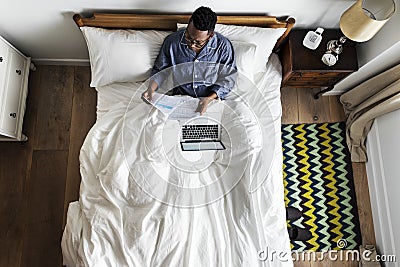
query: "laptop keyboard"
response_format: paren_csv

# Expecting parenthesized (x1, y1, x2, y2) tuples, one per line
(182, 124, 219, 140)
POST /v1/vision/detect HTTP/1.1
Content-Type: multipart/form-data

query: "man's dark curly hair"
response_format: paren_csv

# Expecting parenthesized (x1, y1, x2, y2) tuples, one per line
(190, 6, 217, 33)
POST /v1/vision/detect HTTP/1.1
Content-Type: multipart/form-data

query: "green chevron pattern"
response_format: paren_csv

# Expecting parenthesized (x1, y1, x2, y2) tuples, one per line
(282, 122, 361, 252)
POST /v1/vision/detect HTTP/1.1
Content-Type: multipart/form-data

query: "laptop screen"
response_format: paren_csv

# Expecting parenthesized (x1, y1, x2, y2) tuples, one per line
(181, 141, 225, 151)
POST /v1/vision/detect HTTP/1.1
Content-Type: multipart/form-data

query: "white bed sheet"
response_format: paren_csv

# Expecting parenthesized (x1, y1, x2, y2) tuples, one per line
(62, 54, 293, 266)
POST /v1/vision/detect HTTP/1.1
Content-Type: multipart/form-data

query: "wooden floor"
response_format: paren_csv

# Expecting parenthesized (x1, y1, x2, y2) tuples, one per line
(0, 66, 96, 267)
(0, 66, 375, 266)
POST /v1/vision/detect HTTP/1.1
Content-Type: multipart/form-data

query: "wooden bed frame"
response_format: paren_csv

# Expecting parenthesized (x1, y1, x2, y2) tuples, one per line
(73, 13, 295, 51)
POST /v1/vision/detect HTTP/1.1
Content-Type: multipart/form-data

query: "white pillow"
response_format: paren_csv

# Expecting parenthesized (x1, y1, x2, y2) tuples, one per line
(177, 23, 286, 72)
(230, 41, 257, 81)
(80, 27, 172, 87)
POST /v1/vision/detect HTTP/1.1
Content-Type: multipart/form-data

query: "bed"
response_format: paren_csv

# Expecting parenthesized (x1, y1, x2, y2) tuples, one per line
(62, 13, 295, 267)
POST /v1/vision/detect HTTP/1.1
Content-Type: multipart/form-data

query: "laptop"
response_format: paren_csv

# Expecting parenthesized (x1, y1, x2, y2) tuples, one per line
(147, 93, 225, 151)
(179, 101, 225, 151)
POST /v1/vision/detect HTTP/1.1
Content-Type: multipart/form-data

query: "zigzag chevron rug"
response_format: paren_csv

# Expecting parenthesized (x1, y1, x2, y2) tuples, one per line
(282, 122, 361, 252)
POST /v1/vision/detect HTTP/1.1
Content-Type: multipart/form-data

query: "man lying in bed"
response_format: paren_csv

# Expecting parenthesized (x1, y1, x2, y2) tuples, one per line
(141, 6, 237, 115)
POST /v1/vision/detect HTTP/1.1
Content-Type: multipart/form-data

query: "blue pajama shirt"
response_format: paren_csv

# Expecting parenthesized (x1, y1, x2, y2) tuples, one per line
(151, 28, 237, 100)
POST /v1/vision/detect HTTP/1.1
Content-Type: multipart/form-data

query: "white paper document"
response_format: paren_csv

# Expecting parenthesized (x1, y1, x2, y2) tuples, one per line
(151, 93, 200, 120)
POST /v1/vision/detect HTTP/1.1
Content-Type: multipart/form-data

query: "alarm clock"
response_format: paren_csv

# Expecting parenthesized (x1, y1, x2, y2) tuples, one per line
(321, 51, 338, 66)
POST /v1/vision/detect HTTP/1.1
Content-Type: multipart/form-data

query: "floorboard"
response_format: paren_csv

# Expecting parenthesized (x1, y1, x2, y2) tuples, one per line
(63, 66, 96, 228)
(33, 66, 74, 151)
(281, 87, 299, 124)
(297, 88, 330, 123)
(21, 150, 68, 267)
(0, 143, 28, 267)
(328, 95, 346, 122)
(352, 162, 376, 246)
(294, 260, 311, 267)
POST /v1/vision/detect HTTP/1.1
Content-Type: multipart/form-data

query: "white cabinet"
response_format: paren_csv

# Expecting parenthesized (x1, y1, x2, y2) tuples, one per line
(0, 35, 32, 141)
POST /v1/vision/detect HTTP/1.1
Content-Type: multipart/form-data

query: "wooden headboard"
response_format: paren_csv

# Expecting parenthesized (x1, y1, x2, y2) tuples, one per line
(73, 13, 295, 51)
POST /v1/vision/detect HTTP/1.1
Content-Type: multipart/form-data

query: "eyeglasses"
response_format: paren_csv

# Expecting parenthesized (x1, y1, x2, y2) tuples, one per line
(184, 30, 210, 48)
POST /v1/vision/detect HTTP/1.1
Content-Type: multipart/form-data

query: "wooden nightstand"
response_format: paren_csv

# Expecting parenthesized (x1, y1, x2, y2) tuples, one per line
(280, 29, 358, 98)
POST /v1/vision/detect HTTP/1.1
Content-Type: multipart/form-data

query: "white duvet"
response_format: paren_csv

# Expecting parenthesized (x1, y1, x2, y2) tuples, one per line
(62, 54, 292, 267)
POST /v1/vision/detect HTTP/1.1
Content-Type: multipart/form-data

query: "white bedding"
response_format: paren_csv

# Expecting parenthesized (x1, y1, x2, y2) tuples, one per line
(62, 54, 292, 266)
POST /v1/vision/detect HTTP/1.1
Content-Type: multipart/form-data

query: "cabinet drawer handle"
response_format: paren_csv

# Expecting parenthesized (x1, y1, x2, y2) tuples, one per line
(0, 57, 3, 62)
(16, 69, 22, 75)
(9, 113, 17, 118)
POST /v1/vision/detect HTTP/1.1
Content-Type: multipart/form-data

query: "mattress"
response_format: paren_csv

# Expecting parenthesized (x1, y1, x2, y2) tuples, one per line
(62, 54, 292, 266)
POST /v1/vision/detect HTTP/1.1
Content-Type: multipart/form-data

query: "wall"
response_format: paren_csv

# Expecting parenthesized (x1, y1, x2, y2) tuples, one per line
(366, 109, 400, 267)
(331, 0, 400, 94)
(0, 0, 355, 63)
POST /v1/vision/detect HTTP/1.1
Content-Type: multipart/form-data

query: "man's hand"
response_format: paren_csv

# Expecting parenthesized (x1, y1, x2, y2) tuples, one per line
(141, 81, 158, 104)
(141, 89, 154, 104)
(196, 97, 213, 115)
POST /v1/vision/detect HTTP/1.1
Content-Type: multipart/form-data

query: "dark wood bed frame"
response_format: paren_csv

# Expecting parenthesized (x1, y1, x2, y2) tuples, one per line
(73, 13, 295, 51)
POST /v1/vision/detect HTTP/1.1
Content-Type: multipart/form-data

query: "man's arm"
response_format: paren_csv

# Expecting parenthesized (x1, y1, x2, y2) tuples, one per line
(142, 38, 172, 103)
(210, 40, 237, 100)
(151, 38, 172, 80)
(141, 80, 159, 103)
(195, 92, 218, 115)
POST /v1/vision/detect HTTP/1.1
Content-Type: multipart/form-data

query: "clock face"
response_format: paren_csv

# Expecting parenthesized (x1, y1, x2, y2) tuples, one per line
(322, 52, 338, 66)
